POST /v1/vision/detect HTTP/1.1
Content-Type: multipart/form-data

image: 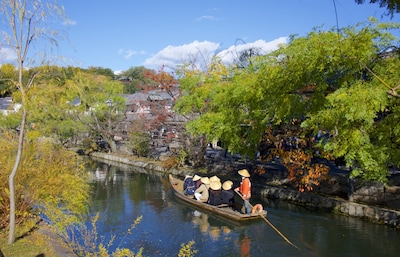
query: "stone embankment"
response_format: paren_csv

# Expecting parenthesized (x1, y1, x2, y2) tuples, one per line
(90, 152, 400, 228)
(254, 184, 399, 228)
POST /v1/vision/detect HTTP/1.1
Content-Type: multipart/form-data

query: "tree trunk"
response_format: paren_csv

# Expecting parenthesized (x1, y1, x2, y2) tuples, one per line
(8, 109, 26, 244)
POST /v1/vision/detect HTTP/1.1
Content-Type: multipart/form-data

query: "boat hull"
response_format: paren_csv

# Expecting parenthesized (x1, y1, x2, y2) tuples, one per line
(169, 174, 267, 222)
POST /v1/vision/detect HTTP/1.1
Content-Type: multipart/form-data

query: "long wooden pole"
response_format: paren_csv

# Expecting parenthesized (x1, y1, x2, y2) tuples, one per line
(235, 190, 300, 249)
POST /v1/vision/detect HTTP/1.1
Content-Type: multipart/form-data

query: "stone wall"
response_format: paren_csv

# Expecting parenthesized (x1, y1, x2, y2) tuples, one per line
(255, 164, 400, 211)
(252, 183, 399, 228)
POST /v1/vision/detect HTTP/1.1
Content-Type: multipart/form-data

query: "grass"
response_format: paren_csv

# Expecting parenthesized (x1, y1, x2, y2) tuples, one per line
(0, 219, 57, 257)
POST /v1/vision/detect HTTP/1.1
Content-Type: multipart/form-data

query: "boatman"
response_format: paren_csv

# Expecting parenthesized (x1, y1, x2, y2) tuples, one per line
(234, 169, 251, 213)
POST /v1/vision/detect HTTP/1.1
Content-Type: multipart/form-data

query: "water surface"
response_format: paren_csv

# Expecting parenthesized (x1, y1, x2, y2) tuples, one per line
(86, 161, 399, 257)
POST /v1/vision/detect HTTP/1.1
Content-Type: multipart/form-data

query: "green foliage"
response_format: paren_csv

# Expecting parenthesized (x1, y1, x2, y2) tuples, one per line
(176, 19, 400, 182)
(119, 66, 158, 93)
(5, 66, 126, 149)
(0, 111, 21, 130)
(128, 130, 151, 157)
(81, 137, 100, 154)
(0, 64, 17, 97)
(274, 20, 399, 181)
(86, 66, 115, 79)
(175, 59, 265, 158)
(178, 147, 189, 167)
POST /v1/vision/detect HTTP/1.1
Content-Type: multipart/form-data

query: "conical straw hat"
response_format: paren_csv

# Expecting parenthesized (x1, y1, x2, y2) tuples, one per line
(238, 169, 250, 177)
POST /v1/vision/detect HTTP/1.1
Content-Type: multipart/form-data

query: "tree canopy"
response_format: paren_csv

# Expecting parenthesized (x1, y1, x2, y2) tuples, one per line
(175, 19, 400, 183)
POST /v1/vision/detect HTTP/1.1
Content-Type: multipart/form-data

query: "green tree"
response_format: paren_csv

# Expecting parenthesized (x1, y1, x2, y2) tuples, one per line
(86, 66, 115, 79)
(5, 65, 126, 152)
(68, 70, 125, 153)
(176, 19, 400, 189)
(18, 66, 85, 145)
(175, 56, 265, 159)
(127, 130, 151, 157)
(0, 0, 67, 244)
(255, 19, 399, 182)
(119, 66, 158, 93)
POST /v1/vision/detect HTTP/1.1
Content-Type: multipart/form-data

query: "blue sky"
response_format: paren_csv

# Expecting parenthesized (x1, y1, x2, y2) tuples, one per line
(1, 1, 399, 74)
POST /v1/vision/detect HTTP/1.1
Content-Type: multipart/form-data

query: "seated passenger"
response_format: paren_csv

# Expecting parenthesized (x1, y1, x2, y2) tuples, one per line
(208, 180, 223, 206)
(183, 175, 196, 195)
(221, 180, 234, 206)
(194, 177, 210, 203)
(193, 174, 202, 189)
(210, 175, 221, 183)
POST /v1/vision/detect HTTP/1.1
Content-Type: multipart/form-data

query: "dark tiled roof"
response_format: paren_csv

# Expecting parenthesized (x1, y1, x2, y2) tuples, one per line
(0, 97, 12, 110)
(125, 90, 173, 105)
(125, 92, 148, 105)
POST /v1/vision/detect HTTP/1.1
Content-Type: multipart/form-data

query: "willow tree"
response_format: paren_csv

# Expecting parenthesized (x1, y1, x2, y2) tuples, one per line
(0, 0, 66, 244)
(19, 66, 125, 153)
(67, 69, 125, 153)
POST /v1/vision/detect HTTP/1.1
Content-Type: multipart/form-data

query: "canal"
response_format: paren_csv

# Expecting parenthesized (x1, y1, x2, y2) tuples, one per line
(86, 160, 399, 257)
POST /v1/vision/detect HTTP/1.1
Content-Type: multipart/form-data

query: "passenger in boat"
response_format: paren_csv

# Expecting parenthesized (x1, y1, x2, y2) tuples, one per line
(183, 175, 196, 196)
(221, 180, 234, 206)
(209, 175, 221, 183)
(208, 180, 222, 206)
(193, 174, 202, 189)
(234, 169, 252, 214)
(194, 177, 210, 203)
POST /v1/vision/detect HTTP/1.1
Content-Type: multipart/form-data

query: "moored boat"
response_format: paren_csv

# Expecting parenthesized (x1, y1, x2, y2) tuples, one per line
(169, 174, 267, 221)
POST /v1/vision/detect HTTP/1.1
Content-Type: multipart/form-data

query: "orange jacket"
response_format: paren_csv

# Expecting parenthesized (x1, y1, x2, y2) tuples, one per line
(239, 177, 251, 199)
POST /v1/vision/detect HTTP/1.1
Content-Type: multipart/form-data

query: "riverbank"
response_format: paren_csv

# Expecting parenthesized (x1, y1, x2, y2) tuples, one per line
(0, 219, 74, 257)
(90, 152, 400, 228)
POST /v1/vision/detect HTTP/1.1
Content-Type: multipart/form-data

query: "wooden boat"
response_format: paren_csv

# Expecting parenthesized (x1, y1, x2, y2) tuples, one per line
(169, 174, 267, 221)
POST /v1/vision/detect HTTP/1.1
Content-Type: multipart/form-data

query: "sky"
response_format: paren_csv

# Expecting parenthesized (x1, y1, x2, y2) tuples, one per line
(1, 0, 399, 74)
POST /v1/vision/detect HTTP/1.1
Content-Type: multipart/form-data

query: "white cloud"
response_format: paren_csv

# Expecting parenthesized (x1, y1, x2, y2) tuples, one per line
(217, 37, 288, 64)
(143, 38, 288, 70)
(0, 47, 17, 63)
(196, 15, 224, 21)
(118, 48, 146, 59)
(143, 41, 221, 70)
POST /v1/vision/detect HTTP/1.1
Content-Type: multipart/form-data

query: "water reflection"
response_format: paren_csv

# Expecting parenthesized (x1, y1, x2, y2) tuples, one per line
(85, 160, 400, 257)
(238, 234, 251, 257)
(191, 210, 234, 241)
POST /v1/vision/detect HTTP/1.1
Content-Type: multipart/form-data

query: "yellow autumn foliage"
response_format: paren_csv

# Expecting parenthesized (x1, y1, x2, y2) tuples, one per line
(0, 132, 90, 230)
